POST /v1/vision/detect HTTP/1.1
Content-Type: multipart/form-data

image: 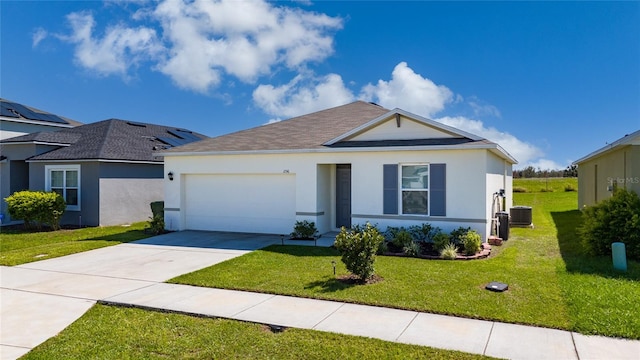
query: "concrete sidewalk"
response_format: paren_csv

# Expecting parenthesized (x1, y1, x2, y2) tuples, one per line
(2, 231, 639, 359)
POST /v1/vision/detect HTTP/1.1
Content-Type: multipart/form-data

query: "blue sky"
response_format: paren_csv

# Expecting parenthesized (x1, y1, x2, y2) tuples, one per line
(1, 0, 639, 169)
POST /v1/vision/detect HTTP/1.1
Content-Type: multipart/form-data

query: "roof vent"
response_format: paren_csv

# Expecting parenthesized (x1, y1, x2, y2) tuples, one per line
(127, 121, 147, 127)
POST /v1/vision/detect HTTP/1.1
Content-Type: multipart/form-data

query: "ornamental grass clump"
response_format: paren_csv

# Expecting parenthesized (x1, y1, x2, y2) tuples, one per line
(440, 243, 458, 260)
(334, 223, 384, 281)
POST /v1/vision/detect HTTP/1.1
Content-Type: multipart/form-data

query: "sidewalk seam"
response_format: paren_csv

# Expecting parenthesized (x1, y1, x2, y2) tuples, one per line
(394, 312, 420, 341)
(229, 293, 277, 317)
(570, 332, 580, 360)
(482, 321, 495, 356)
(310, 302, 347, 329)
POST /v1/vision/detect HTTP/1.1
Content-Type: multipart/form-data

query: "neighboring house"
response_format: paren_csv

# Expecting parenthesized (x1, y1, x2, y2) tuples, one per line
(0, 119, 207, 226)
(158, 101, 516, 239)
(574, 130, 640, 208)
(0, 98, 83, 140)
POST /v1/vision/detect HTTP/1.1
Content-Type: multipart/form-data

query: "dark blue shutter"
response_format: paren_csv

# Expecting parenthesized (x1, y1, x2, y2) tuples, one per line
(430, 163, 446, 216)
(383, 164, 398, 214)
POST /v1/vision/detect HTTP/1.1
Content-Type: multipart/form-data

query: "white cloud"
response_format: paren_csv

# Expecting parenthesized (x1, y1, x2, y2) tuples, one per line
(57, 0, 342, 92)
(253, 73, 354, 119)
(435, 115, 555, 168)
(61, 11, 163, 77)
(468, 96, 501, 118)
(359, 62, 454, 117)
(526, 159, 566, 171)
(32, 28, 48, 48)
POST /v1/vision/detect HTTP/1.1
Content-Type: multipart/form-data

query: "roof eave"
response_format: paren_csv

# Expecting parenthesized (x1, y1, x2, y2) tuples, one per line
(0, 117, 76, 128)
(157, 142, 516, 159)
(573, 129, 640, 165)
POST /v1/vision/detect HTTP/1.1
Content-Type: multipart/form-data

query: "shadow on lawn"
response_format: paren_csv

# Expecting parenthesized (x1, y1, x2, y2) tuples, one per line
(83, 229, 152, 243)
(552, 210, 639, 280)
(304, 277, 356, 293)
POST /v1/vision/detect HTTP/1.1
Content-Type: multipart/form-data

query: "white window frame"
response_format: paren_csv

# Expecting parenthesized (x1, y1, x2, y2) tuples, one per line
(45, 164, 81, 211)
(399, 163, 429, 215)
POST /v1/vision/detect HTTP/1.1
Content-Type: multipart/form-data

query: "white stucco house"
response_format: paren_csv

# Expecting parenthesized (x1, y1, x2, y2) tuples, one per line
(158, 101, 516, 239)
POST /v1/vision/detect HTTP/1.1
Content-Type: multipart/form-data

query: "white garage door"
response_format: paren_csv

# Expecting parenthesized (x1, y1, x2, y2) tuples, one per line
(183, 174, 296, 234)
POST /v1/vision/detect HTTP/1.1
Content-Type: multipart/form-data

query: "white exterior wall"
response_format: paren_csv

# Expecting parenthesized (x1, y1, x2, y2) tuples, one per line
(164, 148, 506, 239)
(485, 152, 513, 237)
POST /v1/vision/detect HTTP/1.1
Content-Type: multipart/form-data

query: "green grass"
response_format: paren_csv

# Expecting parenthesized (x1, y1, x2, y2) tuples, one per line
(24, 304, 492, 360)
(513, 177, 577, 193)
(0, 222, 152, 265)
(172, 185, 640, 339)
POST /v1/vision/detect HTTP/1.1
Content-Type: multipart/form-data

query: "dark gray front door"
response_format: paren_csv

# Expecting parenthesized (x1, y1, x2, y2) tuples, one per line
(336, 164, 352, 228)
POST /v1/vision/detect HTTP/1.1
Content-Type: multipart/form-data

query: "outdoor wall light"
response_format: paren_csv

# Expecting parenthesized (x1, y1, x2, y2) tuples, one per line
(168, 171, 174, 181)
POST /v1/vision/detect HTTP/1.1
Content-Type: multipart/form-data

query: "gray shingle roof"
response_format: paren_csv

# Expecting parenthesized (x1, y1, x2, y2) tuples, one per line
(1, 119, 207, 162)
(162, 101, 391, 153)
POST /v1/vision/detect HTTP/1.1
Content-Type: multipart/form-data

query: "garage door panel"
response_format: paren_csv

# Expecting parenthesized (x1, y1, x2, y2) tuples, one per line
(184, 174, 295, 234)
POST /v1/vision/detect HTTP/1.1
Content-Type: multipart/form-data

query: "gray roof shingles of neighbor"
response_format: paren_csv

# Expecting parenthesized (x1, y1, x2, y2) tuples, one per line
(1, 119, 207, 162)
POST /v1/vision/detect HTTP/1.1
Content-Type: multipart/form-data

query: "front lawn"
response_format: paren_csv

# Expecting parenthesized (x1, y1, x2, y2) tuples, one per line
(23, 304, 491, 360)
(172, 183, 640, 339)
(0, 222, 152, 266)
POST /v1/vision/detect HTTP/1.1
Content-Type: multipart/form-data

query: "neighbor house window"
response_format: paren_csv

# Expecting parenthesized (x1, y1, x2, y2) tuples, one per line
(45, 165, 80, 211)
(401, 164, 429, 215)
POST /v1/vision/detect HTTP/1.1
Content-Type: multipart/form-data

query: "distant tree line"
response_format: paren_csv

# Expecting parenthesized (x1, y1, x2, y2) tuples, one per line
(513, 164, 578, 178)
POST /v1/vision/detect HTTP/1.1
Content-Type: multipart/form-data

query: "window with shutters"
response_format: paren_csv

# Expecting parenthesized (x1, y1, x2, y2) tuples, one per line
(384, 163, 446, 217)
(401, 164, 429, 215)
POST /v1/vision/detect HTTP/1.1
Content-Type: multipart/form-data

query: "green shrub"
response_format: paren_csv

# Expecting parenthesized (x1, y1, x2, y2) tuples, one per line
(460, 230, 482, 255)
(376, 240, 388, 255)
(334, 223, 384, 281)
(290, 220, 318, 239)
(392, 230, 413, 248)
(403, 241, 420, 257)
(147, 214, 166, 235)
(383, 226, 402, 241)
(5, 190, 66, 230)
(440, 243, 458, 260)
(150, 201, 164, 218)
(540, 188, 555, 192)
(579, 189, 640, 261)
(433, 232, 451, 251)
(407, 223, 437, 242)
(513, 187, 528, 193)
(450, 227, 471, 246)
(564, 184, 577, 192)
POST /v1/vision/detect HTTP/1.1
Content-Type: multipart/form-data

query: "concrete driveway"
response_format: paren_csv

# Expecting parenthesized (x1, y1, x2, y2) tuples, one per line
(1, 231, 310, 360)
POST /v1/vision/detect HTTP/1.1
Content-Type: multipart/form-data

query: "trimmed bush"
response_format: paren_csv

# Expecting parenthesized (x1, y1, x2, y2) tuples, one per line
(513, 187, 528, 193)
(460, 230, 482, 255)
(433, 232, 451, 251)
(450, 226, 472, 246)
(334, 223, 384, 281)
(392, 230, 413, 249)
(579, 189, 640, 261)
(407, 223, 438, 242)
(5, 190, 66, 230)
(564, 184, 577, 192)
(150, 201, 164, 218)
(290, 220, 318, 239)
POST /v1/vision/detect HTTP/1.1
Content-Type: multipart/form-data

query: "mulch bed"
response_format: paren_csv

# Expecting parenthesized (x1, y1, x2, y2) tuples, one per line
(384, 242, 492, 260)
